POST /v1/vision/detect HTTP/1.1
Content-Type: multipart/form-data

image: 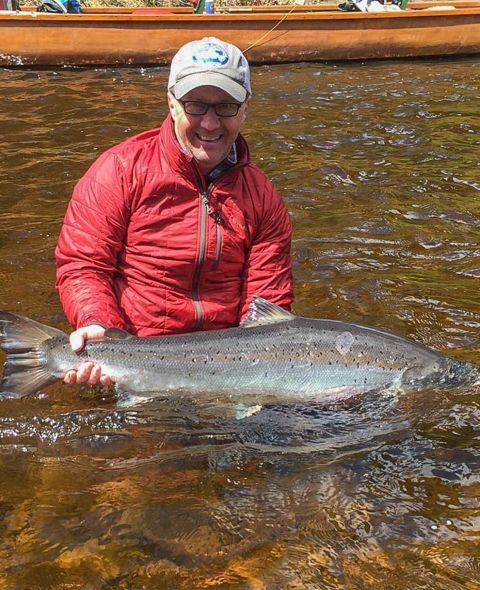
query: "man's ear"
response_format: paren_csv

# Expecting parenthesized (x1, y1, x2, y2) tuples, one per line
(167, 92, 177, 121)
(241, 96, 251, 122)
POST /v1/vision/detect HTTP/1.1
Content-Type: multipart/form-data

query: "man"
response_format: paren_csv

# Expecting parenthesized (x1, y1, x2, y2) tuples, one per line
(56, 37, 294, 387)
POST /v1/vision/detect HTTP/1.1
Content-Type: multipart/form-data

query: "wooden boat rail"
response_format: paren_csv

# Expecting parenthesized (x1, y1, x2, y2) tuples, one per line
(1, 1, 479, 66)
(16, 1, 480, 13)
(4, 3, 480, 22)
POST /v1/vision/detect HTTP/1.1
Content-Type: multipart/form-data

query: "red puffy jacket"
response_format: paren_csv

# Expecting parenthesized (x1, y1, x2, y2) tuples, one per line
(55, 116, 293, 336)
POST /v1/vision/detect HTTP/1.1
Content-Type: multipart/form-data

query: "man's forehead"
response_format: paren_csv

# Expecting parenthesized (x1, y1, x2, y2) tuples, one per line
(180, 85, 238, 102)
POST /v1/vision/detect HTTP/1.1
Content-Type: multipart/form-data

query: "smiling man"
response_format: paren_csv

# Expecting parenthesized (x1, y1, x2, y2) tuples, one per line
(55, 37, 293, 386)
(167, 38, 250, 175)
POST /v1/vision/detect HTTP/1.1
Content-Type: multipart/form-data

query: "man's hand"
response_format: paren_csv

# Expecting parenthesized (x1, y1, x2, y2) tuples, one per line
(64, 324, 112, 386)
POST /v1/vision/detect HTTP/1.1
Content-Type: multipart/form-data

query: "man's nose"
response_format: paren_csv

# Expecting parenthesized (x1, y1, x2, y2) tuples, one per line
(200, 106, 221, 129)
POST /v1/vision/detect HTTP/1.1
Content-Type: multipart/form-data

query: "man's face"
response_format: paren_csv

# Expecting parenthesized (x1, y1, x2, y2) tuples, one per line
(168, 85, 249, 175)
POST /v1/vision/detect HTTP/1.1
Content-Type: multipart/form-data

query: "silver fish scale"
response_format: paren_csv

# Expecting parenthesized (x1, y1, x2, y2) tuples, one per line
(60, 317, 457, 398)
(1, 309, 478, 401)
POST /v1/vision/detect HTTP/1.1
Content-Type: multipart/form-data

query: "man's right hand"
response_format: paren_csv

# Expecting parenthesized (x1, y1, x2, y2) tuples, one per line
(63, 324, 112, 387)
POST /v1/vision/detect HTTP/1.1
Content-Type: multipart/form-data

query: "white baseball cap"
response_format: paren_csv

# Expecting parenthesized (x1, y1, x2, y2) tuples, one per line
(168, 37, 252, 103)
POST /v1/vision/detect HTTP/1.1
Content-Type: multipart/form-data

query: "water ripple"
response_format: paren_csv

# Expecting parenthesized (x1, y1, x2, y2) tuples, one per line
(0, 57, 479, 588)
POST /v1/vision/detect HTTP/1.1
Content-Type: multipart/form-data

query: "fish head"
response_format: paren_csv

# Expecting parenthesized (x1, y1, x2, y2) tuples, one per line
(400, 358, 478, 391)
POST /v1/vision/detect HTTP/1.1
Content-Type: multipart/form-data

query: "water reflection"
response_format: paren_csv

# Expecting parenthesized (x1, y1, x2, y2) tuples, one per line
(0, 58, 479, 588)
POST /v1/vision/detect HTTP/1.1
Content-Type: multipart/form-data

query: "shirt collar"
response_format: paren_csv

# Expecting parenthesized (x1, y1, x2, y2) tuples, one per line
(206, 143, 238, 185)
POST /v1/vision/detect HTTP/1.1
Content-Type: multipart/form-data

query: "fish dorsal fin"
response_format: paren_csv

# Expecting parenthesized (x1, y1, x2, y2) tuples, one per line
(104, 328, 134, 341)
(240, 297, 295, 328)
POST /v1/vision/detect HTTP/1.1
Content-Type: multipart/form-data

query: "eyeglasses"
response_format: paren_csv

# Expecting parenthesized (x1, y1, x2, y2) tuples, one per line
(180, 100, 243, 118)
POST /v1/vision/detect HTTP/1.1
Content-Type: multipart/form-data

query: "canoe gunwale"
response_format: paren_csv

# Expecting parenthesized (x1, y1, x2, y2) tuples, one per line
(1, 2, 479, 66)
(2, 6, 480, 21)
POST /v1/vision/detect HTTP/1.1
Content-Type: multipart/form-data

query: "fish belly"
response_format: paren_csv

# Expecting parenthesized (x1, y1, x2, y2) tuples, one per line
(105, 355, 403, 401)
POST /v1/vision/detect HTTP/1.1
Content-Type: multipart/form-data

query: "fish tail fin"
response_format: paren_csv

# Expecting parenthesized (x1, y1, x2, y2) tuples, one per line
(0, 312, 67, 398)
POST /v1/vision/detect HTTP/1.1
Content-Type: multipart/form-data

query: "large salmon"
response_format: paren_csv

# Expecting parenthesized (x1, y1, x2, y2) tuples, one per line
(0, 298, 478, 400)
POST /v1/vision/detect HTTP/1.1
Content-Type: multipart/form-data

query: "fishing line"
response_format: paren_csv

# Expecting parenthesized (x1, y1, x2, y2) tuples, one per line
(242, 3, 301, 55)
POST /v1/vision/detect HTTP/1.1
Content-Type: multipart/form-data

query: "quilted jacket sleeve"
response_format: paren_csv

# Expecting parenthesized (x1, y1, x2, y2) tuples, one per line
(55, 152, 131, 329)
(239, 172, 294, 319)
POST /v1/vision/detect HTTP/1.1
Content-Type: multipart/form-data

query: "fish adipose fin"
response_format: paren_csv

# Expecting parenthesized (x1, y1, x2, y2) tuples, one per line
(0, 312, 67, 398)
(240, 297, 295, 328)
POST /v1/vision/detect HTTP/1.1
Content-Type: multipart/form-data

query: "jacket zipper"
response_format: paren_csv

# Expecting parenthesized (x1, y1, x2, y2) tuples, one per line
(192, 183, 222, 329)
(212, 208, 223, 271)
(191, 188, 209, 329)
(191, 163, 246, 328)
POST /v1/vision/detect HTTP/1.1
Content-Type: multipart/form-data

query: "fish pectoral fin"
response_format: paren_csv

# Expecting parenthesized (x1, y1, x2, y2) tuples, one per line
(240, 296, 295, 328)
(104, 328, 134, 341)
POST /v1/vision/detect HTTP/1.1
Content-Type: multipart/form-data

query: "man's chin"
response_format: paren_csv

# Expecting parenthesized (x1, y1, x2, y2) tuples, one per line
(193, 151, 224, 171)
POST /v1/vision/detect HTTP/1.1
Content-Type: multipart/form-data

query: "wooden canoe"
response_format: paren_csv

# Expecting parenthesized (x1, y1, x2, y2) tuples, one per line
(0, 1, 479, 66)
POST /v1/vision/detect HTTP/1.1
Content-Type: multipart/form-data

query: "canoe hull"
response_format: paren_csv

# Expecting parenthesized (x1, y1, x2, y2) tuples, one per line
(1, 4, 479, 66)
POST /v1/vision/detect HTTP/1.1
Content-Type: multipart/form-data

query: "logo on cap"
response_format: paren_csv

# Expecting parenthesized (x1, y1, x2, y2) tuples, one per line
(192, 42, 229, 66)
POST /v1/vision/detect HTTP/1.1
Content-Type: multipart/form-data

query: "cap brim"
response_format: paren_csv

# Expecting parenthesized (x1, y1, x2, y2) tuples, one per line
(172, 72, 247, 102)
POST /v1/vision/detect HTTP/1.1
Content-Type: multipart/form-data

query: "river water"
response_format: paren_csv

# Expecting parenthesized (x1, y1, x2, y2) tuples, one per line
(0, 58, 479, 589)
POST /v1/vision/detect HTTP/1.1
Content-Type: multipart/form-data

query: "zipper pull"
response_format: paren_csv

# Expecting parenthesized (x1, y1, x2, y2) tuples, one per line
(202, 191, 214, 216)
(215, 209, 221, 224)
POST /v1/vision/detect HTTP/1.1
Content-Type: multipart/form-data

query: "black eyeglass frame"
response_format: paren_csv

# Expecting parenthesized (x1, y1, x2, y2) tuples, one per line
(179, 100, 244, 118)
